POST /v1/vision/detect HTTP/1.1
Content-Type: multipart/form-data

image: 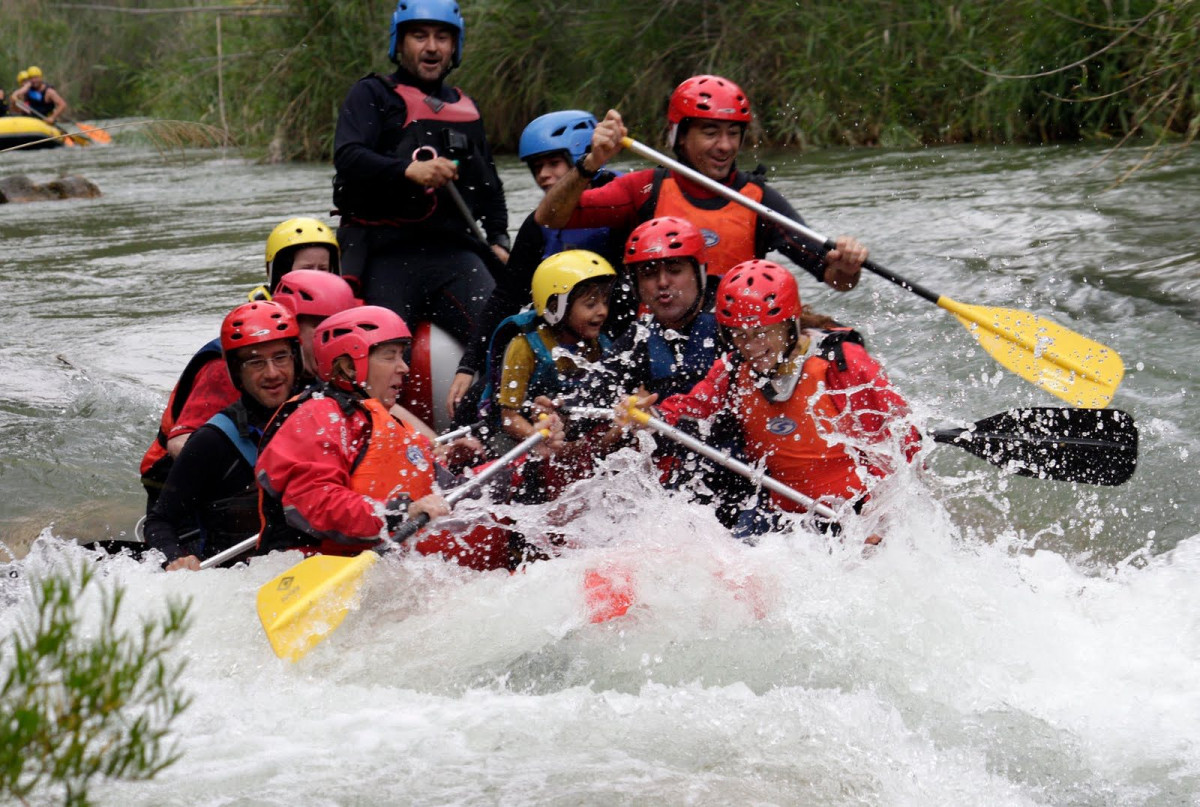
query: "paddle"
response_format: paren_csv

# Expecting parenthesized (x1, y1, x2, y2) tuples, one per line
(617, 136, 1125, 409)
(933, 406, 1137, 486)
(79, 533, 259, 569)
(600, 403, 843, 521)
(256, 428, 548, 662)
(435, 419, 485, 444)
(13, 101, 110, 145)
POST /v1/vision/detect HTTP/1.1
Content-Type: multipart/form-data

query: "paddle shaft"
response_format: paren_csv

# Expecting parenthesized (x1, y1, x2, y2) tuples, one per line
(620, 137, 940, 304)
(199, 534, 259, 569)
(390, 428, 548, 541)
(613, 406, 842, 521)
(446, 180, 489, 244)
(435, 420, 484, 445)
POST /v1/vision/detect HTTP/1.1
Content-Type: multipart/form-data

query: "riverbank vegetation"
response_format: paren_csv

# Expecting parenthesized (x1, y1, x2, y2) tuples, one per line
(2, 0, 1195, 162)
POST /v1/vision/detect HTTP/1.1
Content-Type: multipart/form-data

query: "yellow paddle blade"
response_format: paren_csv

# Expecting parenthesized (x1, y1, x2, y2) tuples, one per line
(941, 297, 1124, 408)
(256, 552, 379, 662)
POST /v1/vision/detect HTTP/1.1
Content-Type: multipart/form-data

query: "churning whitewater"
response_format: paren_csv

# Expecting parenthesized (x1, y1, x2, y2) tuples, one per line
(1, 140, 1198, 804)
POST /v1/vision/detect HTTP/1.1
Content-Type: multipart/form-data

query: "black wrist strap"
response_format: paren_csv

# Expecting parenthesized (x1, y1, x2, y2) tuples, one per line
(574, 155, 598, 179)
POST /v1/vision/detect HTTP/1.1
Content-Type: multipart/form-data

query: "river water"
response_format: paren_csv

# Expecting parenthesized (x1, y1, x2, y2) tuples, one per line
(1, 135, 1197, 805)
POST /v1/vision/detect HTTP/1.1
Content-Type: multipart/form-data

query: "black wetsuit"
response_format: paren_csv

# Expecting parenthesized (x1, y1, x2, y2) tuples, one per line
(143, 396, 274, 564)
(332, 67, 508, 345)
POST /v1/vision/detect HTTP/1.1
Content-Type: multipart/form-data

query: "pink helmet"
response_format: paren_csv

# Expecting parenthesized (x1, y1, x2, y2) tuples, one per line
(272, 270, 361, 320)
(313, 305, 412, 387)
(714, 260, 800, 329)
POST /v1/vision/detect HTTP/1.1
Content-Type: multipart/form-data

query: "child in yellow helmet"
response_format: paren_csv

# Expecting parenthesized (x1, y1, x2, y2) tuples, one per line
(492, 250, 623, 502)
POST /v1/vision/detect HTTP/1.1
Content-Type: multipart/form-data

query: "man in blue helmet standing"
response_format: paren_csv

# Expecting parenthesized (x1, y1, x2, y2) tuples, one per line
(445, 110, 633, 421)
(332, 0, 508, 350)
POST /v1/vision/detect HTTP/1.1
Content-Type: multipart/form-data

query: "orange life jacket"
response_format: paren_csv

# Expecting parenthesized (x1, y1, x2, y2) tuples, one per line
(653, 172, 763, 277)
(736, 354, 866, 511)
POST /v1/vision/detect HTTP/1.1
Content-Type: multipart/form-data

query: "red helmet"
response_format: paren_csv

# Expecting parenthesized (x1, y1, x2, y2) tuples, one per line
(272, 270, 361, 320)
(625, 216, 708, 267)
(220, 301, 299, 353)
(714, 260, 800, 329)
(668, 75, 751, 128)
(313, 305, 412, 387)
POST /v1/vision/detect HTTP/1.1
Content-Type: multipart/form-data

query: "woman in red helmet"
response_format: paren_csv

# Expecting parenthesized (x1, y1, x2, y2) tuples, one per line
(255, 305, 450, 556)
(144, 301, 301, 570)
(536, 75, 868, 291)
(627, 260, 920, 537)
(254, 305, 534, 568)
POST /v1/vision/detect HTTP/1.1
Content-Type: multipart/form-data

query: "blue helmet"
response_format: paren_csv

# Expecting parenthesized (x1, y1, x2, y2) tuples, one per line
(388, 0, 465, 69)
(518, 110, 597, 164)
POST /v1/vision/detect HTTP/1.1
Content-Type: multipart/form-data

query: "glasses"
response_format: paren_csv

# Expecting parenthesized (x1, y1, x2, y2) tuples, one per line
(241, 351, 293, 373)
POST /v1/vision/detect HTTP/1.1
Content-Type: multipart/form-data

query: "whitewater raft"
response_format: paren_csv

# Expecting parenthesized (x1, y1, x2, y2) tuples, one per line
(0, 115, 74, 150)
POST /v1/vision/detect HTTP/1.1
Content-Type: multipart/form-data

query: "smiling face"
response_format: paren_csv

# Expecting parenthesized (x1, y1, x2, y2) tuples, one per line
(727, 322, 794, 375)
(634, 258, 701, 330)
(563, 281, 612, 342)
(235, 338, 296, 409)
(528, 152, 572, 193)
(397, 22, 455, 83)
(362, 340, 411, 409)
(678, 120, 746, 181)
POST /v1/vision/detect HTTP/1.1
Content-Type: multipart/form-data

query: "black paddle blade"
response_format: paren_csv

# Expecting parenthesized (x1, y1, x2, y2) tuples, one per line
(933, 407, 1138, 486)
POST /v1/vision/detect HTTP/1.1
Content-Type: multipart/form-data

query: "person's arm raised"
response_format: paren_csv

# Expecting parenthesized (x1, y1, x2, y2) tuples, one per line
(535, 109, 627, 228)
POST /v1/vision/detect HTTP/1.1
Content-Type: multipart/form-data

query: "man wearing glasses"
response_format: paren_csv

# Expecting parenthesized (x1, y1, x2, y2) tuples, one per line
(143, 302, 301, 570)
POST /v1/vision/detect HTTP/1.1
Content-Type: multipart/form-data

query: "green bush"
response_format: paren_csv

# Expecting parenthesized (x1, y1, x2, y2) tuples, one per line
(1, 0, 1195, 160)
(0, 564, 192, 807)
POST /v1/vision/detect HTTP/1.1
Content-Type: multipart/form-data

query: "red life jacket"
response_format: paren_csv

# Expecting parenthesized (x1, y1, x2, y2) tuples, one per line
(390, 82, 480, 126)
(652, 171, 763, 277)
(139, 339, 230, 484)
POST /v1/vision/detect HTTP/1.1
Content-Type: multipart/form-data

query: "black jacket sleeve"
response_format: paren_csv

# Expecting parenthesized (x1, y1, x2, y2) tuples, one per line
(334, 79, 411, 190)
(756, 184, 829, 283)
(143, 425, 248, 562)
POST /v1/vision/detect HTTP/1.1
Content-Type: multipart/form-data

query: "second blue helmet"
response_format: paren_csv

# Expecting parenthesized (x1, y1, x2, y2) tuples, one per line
(518, 110, 598, 164)
(388, 0, 465, 68)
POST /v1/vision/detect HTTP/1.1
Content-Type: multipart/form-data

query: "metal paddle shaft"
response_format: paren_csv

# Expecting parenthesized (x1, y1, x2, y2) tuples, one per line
(446, 180, 489, 244)
(390, 428, 548, 541)
(607, 405, 842, 522)
(435, 420, 484, 445)
(81, 532, 258, 568)
(256, 427, 548, 662)
(933, 407, 1137, 486)
(619, 137, 1125, 409)
(199, 534, 260, 569)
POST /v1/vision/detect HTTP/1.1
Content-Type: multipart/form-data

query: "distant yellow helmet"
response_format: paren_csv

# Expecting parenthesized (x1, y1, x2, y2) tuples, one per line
(264, 217, 340, 290)
(26, 66, 42, 79)
(531, 250, 616, 325)
(16, 70, 28, 85)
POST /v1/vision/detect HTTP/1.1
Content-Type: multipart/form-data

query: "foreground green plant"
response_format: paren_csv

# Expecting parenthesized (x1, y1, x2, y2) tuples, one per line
(0, 564, 192, 806)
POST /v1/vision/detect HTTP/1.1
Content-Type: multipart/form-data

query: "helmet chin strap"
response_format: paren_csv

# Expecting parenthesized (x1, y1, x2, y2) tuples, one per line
(757, 321, 804, 403)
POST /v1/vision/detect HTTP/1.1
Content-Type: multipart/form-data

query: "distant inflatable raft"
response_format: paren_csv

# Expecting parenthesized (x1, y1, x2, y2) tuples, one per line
(0, 116, 73, 150)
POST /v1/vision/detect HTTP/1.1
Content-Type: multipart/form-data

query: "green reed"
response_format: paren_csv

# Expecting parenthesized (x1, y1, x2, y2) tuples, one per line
(2, 0, 1194, 164)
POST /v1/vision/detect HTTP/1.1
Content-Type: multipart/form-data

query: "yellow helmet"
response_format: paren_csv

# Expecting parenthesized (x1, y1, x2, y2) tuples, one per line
(531, 250, 616, 325)
(16, 70, 28, 85)
(264, 217, 340, 289)
(26, 66, 42, 79)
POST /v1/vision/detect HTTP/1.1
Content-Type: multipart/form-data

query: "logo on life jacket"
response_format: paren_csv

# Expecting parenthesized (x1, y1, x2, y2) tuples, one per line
(700, 228, 720, 248)
(407, 444, 430, 472)
(765, 416, 798, 436)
